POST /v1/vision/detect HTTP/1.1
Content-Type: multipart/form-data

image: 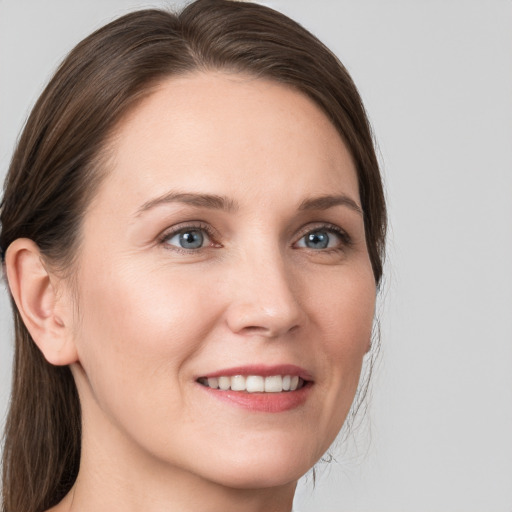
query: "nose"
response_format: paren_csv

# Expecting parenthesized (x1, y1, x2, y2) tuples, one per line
(224, 249, 305, 339)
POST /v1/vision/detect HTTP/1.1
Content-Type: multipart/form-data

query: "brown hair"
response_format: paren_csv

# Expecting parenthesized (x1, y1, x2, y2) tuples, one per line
(0, 1, 386, 510)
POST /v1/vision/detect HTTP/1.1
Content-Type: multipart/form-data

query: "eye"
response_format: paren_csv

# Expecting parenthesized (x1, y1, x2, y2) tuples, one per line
(162, 227, 212, 250)
(295, 226, 349, 250)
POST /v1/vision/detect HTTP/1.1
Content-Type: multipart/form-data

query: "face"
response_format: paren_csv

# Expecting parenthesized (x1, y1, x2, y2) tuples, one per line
(68, 72, 376, 489)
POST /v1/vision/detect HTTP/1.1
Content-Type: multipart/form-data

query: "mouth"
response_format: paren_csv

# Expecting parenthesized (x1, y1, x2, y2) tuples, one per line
(197, 375, 306, 393)
(195, 365, 313, 412)
(197, 374, 306, 393)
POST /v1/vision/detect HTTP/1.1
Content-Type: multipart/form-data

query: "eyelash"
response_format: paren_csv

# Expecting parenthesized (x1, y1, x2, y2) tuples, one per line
(295, 223, 353, 252)
(158, 222, 352, 254)
(158, 222, 219, 254)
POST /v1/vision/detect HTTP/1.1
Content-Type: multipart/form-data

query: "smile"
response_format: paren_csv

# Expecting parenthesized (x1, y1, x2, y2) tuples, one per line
(197, 375, 305, 393)
(195, 365, 313, 412)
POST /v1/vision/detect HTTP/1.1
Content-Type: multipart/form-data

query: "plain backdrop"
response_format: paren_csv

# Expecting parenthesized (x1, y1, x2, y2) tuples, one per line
(1, 1, 511, 511)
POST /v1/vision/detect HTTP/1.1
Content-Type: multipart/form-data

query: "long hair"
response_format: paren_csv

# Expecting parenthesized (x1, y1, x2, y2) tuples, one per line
(0, 1, 386, 510)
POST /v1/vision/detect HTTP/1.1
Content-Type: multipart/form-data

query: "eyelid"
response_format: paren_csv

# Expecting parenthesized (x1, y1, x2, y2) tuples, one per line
(158, 221, 220, 251)
(157, 220, 351, 254)
(293, 222, 352, 248)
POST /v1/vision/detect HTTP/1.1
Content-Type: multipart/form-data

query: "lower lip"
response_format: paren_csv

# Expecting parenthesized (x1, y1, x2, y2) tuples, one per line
(197, 382, 312, 413)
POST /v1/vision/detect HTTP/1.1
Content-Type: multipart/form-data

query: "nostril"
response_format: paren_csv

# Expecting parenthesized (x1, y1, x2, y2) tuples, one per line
(225, 297, 304, 338)
(239, 323, 300, 338)
(239, 325, 273, 336)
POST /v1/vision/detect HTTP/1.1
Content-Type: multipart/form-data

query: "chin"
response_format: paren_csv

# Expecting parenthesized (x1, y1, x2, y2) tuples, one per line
(196, 435, 322, 490)
(211, 462, 307, 491)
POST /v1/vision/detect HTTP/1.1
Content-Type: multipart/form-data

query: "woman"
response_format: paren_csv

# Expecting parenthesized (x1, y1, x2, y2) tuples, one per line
(0, 1, 386, 511)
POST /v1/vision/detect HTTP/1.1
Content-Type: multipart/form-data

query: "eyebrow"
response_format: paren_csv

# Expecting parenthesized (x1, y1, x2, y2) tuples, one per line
(135, 192, 239, 216)
(298, 194, 363, 216)
(135, 191, 363, 217)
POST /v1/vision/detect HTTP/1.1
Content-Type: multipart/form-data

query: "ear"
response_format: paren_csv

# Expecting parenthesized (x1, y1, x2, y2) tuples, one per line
(5, 238, 78, 366)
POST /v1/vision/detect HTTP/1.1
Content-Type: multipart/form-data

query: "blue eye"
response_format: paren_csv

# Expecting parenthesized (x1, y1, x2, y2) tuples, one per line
(305, 231, 329, 249)
(296, 228, 345, 250)
(165, 229, 207, 249)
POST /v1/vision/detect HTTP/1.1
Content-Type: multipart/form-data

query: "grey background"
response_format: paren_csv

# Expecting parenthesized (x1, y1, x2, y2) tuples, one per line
(1, 1, 511, 511)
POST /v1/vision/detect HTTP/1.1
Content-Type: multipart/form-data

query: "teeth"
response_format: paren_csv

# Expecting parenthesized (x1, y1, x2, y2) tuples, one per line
(200, 375, 305, 393)
(265, 375, 282, 392)
(218, 376, 231, 390)
(246, 375, 264, 393)
(231, 375, 246, 391)
(207, 377, 219, 389)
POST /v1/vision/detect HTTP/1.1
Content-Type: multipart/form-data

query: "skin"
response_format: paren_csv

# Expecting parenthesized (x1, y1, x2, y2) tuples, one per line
(8, 72, 376, 512)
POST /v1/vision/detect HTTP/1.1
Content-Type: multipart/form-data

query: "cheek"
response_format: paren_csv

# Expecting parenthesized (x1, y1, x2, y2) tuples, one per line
(315, 263, 375, 354)
(72, 259, 218, 413)
(311, 265, 376, 432)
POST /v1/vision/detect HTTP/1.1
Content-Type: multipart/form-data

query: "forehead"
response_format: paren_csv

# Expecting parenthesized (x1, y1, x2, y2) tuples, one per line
(93, 71, 359, 213)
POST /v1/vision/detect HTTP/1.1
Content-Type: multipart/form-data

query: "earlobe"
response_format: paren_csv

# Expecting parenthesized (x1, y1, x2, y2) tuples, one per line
(5, 238, 78, 366)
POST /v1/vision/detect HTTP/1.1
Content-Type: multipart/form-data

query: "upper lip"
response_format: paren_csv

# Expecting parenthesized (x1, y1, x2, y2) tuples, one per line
(197, 364, 313, 381)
